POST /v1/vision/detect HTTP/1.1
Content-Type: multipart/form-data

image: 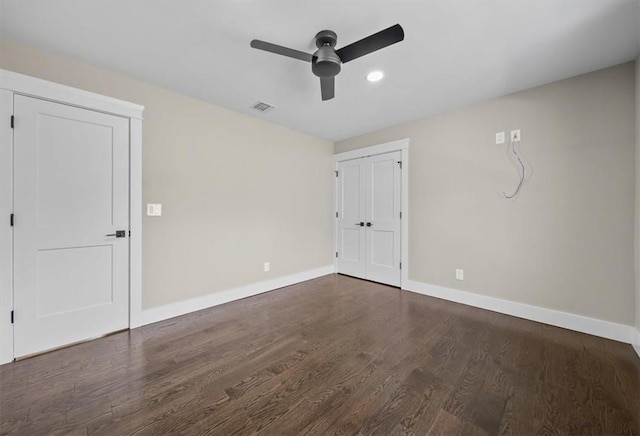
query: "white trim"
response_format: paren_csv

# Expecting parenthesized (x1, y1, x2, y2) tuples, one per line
(333, 138, 410, 289)
(633, 329, 640, 358)
(403, 279, 635, 344)
(129, 119, 143, 328)
(0, 71, 143, 365)
(0, 69, 143, 120)
(333, 138, 409, 162)
(400, 146, 409, 287)
(0, 90, 14, 364)
(131, 266, 334, 328)
(332, 165, 338, 274)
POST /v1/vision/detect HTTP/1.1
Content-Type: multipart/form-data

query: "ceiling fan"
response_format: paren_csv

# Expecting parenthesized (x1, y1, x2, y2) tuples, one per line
(250, 24, 404, 101)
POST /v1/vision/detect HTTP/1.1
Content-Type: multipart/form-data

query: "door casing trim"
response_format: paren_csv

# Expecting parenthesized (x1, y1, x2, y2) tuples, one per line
(333, 138, 410, 288)
(0, 69, 144, 364)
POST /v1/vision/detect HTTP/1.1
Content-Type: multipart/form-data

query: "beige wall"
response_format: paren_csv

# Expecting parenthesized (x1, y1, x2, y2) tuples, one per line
(1, 38, 636, 328)
(337, 63, 636, 325)
(0, 40, 334, 309)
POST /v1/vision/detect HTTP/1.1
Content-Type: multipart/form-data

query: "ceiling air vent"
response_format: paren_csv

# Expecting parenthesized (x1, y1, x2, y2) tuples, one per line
(251, 101, 276, 113)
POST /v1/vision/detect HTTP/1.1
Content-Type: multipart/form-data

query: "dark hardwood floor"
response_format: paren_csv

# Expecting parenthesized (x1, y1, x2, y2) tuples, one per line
(1, 274, 638, 435)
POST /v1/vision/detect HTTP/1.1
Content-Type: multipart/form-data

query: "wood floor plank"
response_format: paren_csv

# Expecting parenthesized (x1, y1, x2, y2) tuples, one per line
(427, 408, 488, 436)
(1, 274, 638, 435)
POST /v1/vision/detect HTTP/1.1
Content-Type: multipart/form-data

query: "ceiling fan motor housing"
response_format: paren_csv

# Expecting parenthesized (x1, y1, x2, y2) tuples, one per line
(312, 30, 341, 77)
(312, 47, 341, 77)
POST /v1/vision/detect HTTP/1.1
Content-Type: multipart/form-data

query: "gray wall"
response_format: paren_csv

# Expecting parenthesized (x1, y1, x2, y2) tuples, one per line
(336, 63, 636, 325)
(0, 40, 334, 309)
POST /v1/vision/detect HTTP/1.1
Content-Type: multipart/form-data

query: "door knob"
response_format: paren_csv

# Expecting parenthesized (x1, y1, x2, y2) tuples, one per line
(355, 222, 364, 227)
(106, 230, 126, 238)
(366, 222, 372, 227)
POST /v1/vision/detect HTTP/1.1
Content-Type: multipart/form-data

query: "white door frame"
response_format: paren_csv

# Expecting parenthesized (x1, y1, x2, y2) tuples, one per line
(333, 138, 410, 288)
(0, 69, 144, 364)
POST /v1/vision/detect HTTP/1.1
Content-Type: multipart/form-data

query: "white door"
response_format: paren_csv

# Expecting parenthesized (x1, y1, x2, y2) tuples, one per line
(365, 151, 402, 286)
(336, 151, 401, 286)
(336, 159, 367, 279)
(13, 95, 130, 358)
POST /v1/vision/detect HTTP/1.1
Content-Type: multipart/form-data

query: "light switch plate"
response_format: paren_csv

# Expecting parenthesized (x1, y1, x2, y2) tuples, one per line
(146, 203, 162, 216)
(496, 132, 505, 144)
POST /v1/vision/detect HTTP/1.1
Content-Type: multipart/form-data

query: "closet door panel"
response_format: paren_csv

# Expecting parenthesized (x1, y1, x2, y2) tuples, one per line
(336, 159, 366, 279)
(365, 151, 401, 286)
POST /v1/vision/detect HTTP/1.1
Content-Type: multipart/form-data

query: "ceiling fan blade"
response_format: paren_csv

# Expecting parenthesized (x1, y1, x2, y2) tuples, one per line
(320, 76, 335, 101)
(250, 39, 313, 62)
(336, 24, 404, 63)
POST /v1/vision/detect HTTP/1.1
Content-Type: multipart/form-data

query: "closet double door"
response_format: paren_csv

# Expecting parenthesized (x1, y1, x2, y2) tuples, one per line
(336, 151, 401, 286)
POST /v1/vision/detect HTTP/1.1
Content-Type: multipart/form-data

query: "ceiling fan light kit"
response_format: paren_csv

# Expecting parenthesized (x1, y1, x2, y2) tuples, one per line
(250, 24, 404, 101)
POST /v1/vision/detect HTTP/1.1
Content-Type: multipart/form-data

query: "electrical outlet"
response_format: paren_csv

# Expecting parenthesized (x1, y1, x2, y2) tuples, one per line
(510, 130, 521, 142)
(495, 132, 505, 144)
(264, 262, 270, 272)
(455, 269, 464, 280)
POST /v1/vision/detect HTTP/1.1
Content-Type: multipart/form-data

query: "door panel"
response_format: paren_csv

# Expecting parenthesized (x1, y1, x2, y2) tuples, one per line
(13, 95, 130, 358)
(336, 151, 401, 286)
(36, 245, 114, 317)
(336, 160, 366, 279)
(341, 164, 362, 220)
(371, 230, 395, 267)
(370, 159, 395, 221)
(341, 228, 362, 261)
(365, 151, 401, 286)
(36, 115, 115, 228)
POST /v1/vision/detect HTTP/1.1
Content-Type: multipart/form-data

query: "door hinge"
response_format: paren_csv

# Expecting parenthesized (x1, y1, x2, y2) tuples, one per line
(400, 211, 402, 219)
(335, 252, 338, 258)
(10, 116, 14, 129)
(335, 212, 338, 218)
(129, 230, 131, 237)
(10, 310, 14, 324)
(10, 213, 13, 227)
(397, 160, 402, 169)
(335, 170, 338, 177)
(400, 262, 402, 270)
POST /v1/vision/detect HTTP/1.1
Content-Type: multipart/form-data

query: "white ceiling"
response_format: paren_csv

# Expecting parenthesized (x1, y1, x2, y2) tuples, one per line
(1, 1, 639, 141)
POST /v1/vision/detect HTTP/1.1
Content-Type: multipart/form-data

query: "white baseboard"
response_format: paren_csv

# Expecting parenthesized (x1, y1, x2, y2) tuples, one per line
(131, 265, 334, 328)
(633, 329, 640, 358)
(403, 280, 635, 345)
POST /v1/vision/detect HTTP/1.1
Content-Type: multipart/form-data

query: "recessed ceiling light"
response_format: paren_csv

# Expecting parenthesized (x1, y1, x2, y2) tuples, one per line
(366, 71, 384, 82)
